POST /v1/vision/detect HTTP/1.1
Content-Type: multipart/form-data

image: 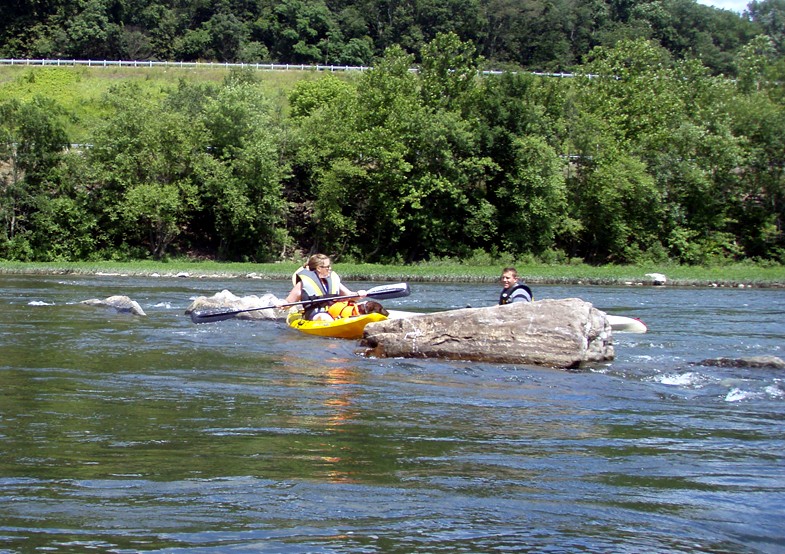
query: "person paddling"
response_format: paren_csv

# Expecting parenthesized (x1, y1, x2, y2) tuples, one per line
(278, 254, 366, 321)
(499, 267, 532, 304)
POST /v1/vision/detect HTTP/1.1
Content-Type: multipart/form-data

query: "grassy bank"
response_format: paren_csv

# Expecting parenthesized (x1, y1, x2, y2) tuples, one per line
(0, 65, 335, 141)
(1, 260, 784, 287)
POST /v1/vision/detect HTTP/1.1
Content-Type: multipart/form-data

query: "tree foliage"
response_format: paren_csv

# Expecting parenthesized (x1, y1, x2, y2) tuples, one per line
(0, 0, 768, 76)
(1, 32, 783, 265)
(0, 97, 70, 259)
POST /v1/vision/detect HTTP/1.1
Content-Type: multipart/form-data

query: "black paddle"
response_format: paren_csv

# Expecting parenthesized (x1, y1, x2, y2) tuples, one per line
(190, 282, 411, 324)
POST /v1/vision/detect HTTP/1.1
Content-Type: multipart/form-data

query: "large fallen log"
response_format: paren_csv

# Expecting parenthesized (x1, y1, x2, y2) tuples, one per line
(360, 298, 614, 369)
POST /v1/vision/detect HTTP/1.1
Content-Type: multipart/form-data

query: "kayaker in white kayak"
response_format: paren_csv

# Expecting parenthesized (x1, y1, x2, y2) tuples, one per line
(499, 267, 533, 304)
(278, 254, 367, 321)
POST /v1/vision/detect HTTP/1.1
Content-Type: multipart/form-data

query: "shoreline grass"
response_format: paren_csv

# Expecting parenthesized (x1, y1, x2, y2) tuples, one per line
(1, 260, 784, 287)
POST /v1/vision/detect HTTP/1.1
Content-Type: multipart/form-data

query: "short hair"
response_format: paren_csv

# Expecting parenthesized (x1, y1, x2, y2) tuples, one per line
(502, 267, 518, 278)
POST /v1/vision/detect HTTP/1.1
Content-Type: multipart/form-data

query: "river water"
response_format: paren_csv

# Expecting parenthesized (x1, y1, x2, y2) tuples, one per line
(1, 274, 783, 553)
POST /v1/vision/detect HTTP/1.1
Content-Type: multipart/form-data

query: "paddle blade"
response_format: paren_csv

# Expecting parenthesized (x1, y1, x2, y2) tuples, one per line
(366, 282, 411, 300)
(190, 309, 243, 324)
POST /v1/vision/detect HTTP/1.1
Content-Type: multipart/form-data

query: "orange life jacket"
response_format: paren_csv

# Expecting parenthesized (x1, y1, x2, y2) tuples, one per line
(327, 301, 360, 319)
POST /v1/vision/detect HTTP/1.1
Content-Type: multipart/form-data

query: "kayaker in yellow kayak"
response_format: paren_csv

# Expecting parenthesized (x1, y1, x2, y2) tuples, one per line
(278, 254, 367, 322)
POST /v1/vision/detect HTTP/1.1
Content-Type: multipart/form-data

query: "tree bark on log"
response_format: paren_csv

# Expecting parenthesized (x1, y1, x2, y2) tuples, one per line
(360, 298, 614, 369)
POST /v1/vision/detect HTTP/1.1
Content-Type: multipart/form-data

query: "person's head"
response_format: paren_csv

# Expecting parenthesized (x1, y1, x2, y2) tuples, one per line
(308, 254, 332, 277)
(500, 267, 518, 289)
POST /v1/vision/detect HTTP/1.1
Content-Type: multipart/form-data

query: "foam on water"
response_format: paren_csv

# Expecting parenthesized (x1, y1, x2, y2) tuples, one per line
(725, 388, 758, 402)
(653, 371, 711, 388)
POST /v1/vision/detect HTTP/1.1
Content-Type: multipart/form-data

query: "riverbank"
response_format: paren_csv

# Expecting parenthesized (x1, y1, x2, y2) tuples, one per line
(1, 260, 784, 287)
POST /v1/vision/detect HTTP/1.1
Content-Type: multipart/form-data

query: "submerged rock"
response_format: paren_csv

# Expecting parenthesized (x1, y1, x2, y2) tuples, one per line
(82, 295, 147, 316)
(360, 298, 614, 369)
(185, 290, 280, 320)
(699, 356, 785, 369)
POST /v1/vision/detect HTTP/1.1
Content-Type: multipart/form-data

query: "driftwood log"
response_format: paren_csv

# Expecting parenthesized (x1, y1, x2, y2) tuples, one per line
(360, 298, 614, 369)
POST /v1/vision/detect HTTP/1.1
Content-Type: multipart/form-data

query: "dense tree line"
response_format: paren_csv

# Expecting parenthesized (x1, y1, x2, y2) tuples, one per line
(2, 0, 783, 75)
(1, 34, 782, 264)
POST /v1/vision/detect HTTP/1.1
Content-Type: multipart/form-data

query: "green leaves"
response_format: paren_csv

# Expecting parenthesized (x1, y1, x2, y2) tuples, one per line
(420, 32, 480, 110)
(121, 181, 198, 259)
(0, 96, 70, 258)
(287, 36, 501, 261)
(496, 135, 566, 255)
(289, 75, 355, 118)
(1, 24, 784, 265)
(82, 79, 290, 260)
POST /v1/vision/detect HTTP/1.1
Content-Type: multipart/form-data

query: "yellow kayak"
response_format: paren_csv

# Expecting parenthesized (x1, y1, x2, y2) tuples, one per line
(286, 312, 388, 339)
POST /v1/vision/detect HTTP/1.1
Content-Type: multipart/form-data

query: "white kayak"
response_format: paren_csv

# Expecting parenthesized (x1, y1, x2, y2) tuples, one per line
(606, 314, 648, 333)
(386, 309, 422, 319)
(387, 310, 648, 333)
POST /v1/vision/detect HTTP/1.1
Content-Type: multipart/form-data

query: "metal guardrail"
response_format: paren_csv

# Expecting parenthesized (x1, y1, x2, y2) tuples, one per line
(0, 58, 579, 78)
(0, 58, 371, 72)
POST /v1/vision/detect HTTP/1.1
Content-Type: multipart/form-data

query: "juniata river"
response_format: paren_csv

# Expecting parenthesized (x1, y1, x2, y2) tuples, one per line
(1, 274, 783, 553)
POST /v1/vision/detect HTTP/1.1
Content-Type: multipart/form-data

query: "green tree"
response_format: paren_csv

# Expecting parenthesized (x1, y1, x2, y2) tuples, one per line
(566, 39, 684, 262)
(88, 85, 210, 258)
(470, 71, 568, 255)
(736, 34, 777, 93)
(0, 97, 69, 259)
(630, 0, 758, 75)
(62, 0, 123, 58)
(194, 81, 289, 260)
(293, 46, 419, 257)
(576, 38, 684, 156)
(260, 0, 339, 63)
(728, 87, 785, 260)
(289, 74, 355, 118)
(290, 42, 496, 261)
(569, 151, 664, 263)
(748, 0, 785, 55)
(28, 151, 98, 261)
(419, 32, 480, 111)
(495, 135, 567, 255)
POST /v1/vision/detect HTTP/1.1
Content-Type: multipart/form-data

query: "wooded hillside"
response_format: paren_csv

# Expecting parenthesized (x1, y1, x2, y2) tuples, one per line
(1, 30, 783, 265)
(2, 0, 784, 75)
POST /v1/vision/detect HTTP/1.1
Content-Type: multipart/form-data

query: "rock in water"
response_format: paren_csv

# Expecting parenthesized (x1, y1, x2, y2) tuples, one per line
(185, 290, 280, 320)
(360, 298, 613, 369)
(82, 295, 147, 316)
(699, 356, 785, 369)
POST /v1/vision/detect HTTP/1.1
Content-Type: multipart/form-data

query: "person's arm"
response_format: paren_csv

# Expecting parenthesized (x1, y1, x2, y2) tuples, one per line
(335, 273, 366, 298)
(277, 281, 303, 306)
(338, 283, 367, 297)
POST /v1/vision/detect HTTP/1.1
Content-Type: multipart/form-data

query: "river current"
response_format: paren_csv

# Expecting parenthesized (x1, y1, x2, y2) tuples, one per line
(0, 274, 783, 553)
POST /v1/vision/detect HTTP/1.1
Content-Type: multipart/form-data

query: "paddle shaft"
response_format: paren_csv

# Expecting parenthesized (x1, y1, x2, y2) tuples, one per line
(190, 282, 410, 324)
